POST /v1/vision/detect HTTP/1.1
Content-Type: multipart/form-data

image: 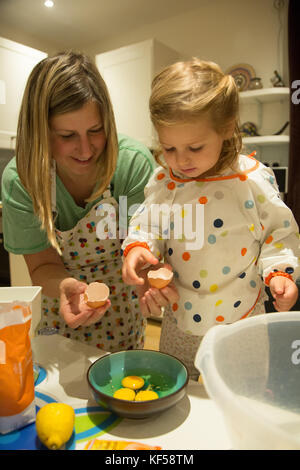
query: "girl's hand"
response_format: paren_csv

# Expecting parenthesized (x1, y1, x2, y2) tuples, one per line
(269, 276, 299, 312)
(59, 277, 111, 328)
(122, 247, 159, 286)
(135, 263, 179, 318)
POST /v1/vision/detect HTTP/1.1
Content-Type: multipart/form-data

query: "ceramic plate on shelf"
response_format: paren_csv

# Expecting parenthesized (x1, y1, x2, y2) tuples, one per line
(225, 63, 256, 91)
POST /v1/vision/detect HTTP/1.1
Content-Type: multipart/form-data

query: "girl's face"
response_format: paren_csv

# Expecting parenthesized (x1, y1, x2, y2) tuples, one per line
(157, 119, 231, 178)
(49, 100, 107, 179)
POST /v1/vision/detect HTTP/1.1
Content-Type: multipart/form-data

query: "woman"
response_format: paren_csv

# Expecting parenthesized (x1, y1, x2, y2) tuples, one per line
(1, 51, 155, 351)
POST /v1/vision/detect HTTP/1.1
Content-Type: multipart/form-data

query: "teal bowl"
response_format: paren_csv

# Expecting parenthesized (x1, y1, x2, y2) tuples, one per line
(87, 349, 189, 419)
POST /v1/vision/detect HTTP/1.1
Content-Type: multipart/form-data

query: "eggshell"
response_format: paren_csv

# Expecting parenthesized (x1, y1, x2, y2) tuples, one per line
(84, 282, 110, 308)
(147, 268, 173, 289)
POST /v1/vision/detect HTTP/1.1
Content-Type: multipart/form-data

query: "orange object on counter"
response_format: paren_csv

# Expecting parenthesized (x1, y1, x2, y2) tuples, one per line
(84, 439, 162, 450)
(0, 302, 36, 434)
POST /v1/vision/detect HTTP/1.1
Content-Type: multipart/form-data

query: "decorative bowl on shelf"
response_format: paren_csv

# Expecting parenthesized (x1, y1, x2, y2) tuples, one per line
(225, 63, 256, 91)
(249, 77, 263, 90)
(240, 121, 260, 137)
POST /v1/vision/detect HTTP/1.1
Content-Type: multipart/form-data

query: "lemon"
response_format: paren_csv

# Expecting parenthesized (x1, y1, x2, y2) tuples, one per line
(113, 387, 136, 401)
(135, 390, 159, 401)
(36, 403, 75, 450)
(121, 375, 145, 390)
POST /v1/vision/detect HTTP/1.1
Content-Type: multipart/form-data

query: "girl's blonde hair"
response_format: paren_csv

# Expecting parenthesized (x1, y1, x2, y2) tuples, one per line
(16, 51, 118, 253)
(149, 58, 242, 174)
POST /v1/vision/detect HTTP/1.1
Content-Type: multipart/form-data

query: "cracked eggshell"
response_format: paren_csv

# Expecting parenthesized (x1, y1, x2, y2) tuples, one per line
(84, 282, 110, 308)
(147, 268, 173, 289)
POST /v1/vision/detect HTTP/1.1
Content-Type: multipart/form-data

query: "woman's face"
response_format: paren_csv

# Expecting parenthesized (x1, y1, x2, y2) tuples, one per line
(49, 100, 107, 179)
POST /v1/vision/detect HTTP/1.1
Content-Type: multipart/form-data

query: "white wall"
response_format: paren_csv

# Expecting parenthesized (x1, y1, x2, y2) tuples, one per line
(0, 23, 55, 56)
(0, 0, 289, 84)
(87, 0, 289, 86)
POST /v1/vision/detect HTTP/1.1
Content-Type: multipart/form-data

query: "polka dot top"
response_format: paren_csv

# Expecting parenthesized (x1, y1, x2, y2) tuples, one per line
(122, 154, 300, 335)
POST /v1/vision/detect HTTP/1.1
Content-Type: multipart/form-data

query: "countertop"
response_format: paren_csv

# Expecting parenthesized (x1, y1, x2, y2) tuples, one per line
(0, 335, 231, 450)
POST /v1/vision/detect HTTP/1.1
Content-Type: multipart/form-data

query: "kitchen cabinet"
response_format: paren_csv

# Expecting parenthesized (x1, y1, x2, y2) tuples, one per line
(0, 206, 32, 287)
(0, 37, 47, 149)
(9, 253, 32, 287)
(239, 87, 290, 167)
(0, 38, 46, 287)
(96, 39, 182, 148)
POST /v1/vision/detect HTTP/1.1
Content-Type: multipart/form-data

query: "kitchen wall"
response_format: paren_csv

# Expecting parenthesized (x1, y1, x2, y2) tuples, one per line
(89, 0, 289, 169)
(86, 0, 289, 88)
(0, 0, 292, 292)
(0, 0, 289, 85)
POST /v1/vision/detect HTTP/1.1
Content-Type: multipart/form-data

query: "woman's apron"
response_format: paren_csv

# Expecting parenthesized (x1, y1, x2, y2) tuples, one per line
(37, 169, 146, 351)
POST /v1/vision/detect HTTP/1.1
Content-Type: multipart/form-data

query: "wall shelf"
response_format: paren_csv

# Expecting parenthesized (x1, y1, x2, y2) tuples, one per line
(240, 86, 290, 173)
(242, 135, 289, 146)
(239, 87, 290, 104)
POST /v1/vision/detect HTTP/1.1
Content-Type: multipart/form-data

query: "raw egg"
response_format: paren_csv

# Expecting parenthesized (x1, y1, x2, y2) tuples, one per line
(121, 375, 145, 390)
(113, 388, 136, 401)
(135, 390, 159, 401)
(84, 282, 109, 308)
(147, 268, 173, 289)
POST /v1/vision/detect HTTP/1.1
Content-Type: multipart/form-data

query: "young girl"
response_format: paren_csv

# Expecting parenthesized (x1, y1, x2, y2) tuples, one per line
(121, 59, 300, 378)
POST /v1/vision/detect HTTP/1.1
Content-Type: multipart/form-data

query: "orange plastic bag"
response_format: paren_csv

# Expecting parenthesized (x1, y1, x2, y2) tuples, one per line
(0, 302, 36, 434)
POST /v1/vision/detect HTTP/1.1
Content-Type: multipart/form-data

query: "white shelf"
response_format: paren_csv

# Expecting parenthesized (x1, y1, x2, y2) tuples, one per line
(240, 88, 289, 156)
(239, 87, 289, 104)
(243, 135, 289, 146)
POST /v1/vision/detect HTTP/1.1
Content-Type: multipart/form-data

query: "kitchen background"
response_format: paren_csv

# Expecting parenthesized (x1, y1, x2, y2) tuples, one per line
(0, 0, 295, 301)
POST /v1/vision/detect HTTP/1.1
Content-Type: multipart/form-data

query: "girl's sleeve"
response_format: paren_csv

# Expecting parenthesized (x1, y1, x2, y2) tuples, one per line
(121, 168, 169, 261)
(250, 165, 300, 284)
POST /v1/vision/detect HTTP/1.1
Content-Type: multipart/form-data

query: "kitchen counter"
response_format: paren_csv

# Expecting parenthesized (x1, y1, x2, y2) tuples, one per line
(0, 334, 231, 450)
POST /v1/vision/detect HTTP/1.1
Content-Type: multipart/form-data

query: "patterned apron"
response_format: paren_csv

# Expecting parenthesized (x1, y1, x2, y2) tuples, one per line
(37, 168, 146, 351)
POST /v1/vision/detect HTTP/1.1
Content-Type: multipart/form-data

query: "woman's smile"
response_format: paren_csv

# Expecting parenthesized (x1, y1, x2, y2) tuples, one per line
(49, 101, 106, 178)
(71, 156, 94, 165)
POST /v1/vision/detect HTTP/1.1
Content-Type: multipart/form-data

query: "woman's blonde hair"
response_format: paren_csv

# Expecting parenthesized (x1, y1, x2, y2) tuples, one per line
(149, 58, 242, 174)
(16, 51, 118, 253)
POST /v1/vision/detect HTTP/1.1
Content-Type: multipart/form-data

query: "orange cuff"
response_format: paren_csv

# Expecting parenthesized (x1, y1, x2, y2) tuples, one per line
(264, 271, 293, 286)
(122, 242, 151, 258)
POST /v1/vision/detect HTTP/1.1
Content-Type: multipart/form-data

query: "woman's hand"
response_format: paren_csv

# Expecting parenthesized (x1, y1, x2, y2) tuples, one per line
(269, 276, 299, 312)
(59, 277, 111, 328)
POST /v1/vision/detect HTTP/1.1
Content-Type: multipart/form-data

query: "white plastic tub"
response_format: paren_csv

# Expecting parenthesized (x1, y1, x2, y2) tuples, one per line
(0, 286, 41, 338)
(195, 312, 300, 450)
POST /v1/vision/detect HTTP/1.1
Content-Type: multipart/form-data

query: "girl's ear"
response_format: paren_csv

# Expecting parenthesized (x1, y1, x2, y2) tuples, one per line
(223, 120, 236, 139)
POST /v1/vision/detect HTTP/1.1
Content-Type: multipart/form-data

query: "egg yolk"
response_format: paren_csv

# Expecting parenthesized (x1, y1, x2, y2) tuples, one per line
(121, 375, 145, 390)
(113, 388, 136, 401)
(135, 390, 159, 401)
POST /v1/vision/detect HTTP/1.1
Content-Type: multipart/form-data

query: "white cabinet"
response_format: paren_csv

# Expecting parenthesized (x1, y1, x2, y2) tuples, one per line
(9, 253, 32, 287)
(0, 37, 47, 149)
(239, 87, 290, 166)
(96, 39, 181, 148)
